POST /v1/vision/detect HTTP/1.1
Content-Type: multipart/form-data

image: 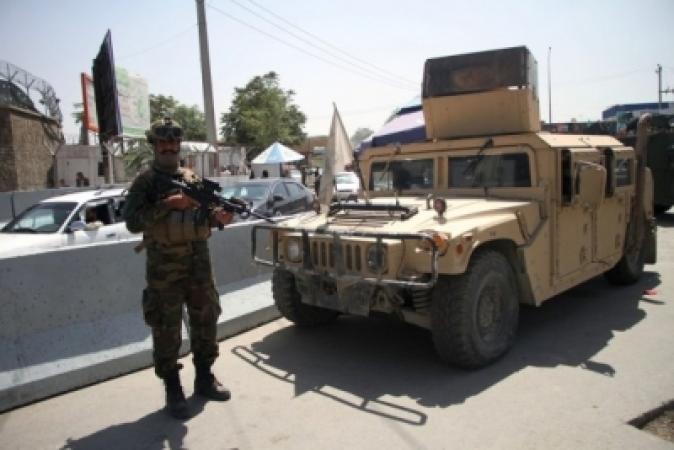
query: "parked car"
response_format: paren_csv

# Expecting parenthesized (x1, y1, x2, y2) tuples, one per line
(0, 188, 134, 258)
(334, 171, 361, 200)
(219, 178, 315, 219)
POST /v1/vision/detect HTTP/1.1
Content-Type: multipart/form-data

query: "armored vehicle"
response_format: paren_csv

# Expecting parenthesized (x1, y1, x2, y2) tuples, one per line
(252, 46, 657, 368)
(619, 116, 674, 215)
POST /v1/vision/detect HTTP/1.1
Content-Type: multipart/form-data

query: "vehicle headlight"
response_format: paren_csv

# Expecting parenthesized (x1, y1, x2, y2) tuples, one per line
(286, 237, 302, 263)
(366, 243, 387, 273)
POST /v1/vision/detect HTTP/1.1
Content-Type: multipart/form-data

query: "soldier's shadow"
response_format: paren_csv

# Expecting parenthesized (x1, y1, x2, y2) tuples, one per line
(232, 271, 660, 425)
(59, 397, 207, 450)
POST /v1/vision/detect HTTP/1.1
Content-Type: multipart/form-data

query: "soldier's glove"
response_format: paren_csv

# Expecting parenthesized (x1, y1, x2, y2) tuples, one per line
(212, 209, 234, 226)
(163, 193, 199, 210)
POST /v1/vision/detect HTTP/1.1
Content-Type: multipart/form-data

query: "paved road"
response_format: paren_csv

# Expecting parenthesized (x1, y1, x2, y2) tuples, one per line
(1, 215, 674, 449)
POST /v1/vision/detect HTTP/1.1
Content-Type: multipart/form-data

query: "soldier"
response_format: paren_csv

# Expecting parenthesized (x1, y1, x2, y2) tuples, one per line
(123, 117, 233, 419)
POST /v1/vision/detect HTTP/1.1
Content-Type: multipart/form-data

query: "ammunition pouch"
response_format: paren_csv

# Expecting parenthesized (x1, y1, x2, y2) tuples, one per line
(150, 209, 211, 245)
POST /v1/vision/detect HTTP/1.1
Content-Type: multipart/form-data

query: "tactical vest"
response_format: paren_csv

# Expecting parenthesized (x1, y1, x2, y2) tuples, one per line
(148, 167, 211, 245)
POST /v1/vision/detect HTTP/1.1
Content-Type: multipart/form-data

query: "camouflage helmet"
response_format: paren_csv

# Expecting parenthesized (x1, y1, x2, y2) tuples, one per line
(146, 117, 183, 144)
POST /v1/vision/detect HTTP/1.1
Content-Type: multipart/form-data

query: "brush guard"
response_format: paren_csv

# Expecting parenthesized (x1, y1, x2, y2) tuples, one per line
(252, 225, 439, 289)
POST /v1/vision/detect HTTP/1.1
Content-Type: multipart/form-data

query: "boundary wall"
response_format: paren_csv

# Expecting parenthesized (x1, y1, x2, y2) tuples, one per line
(0, 222, 276, 412)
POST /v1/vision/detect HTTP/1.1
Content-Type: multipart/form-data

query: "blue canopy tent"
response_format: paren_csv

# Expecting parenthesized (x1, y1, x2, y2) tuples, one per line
(251, 142, 304, 178)
(252, 141, 304, 164)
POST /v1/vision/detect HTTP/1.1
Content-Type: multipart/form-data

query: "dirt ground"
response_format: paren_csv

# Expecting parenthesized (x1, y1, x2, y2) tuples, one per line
(642, 409, 674, 443)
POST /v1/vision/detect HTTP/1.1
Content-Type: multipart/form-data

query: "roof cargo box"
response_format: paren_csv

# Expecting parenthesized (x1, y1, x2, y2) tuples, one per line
(422, 46, 541, 139)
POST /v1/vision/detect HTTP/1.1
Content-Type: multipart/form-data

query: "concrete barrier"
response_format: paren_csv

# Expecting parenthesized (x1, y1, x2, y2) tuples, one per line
(0, 222, 277, 412)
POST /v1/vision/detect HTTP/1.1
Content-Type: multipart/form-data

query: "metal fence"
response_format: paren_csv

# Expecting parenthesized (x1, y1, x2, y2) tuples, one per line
(0, 60, 62, 123)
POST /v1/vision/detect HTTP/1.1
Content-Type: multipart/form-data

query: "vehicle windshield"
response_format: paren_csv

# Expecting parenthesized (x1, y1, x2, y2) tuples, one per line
(370, 159, 434, 192)
(220, 184, 269, 201)
(449, 153, 531, 188)
(2, 202, 77, 233)
(336, 173, 358, 184)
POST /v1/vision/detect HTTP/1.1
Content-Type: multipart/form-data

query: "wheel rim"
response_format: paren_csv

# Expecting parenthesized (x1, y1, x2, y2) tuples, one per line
(475, 279, 506, 343)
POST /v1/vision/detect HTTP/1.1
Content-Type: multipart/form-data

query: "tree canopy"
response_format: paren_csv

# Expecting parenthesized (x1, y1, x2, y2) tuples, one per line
(220, 72, 306, 157)
(149, 94, 206, 141)
(350, 127, 374, 148)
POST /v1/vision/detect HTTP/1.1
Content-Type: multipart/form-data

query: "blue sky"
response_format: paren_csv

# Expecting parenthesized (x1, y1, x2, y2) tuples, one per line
(2, 0, 673, 143)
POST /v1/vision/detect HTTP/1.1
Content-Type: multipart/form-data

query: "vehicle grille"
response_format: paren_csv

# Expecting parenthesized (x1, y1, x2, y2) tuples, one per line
(311, 239, 363, 272)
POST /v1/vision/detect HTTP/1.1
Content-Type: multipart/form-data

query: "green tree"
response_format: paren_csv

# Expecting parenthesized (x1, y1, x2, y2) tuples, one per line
(174, 104, 206, 141)
(220, 72, 306, 158)
(72, 102, 89, 145)
(350, 127, 374, 148)
(149, 94, 206, 141)
(123, 139, 154, 175)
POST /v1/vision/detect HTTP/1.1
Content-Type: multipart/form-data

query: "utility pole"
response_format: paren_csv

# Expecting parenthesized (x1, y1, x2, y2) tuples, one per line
(547, 47, 552, 124)
(656, 64, 662, 110)
(196, 0, 217, 175)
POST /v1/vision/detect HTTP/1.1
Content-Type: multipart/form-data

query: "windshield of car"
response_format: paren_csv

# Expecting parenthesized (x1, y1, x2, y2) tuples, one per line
(449, 153, 531, 188)
(370, 159, 434, 192)
(335, 173, 358, 184)
(2, 202, 77, 233)
(220, 184, 269, 201)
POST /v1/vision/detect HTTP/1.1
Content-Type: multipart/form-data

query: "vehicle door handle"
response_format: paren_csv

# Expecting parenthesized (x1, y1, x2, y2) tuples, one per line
(106, 233, 117, 238)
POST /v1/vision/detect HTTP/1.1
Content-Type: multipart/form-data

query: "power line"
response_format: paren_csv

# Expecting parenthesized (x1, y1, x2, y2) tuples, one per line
(117, 24, 198, 60)
(206, 3, 416, 92)
(306, 104, 400, 120)
(229, 0, 418, 88)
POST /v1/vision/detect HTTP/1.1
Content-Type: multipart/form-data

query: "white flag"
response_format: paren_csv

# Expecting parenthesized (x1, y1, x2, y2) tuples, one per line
(319, 104, 353, 206)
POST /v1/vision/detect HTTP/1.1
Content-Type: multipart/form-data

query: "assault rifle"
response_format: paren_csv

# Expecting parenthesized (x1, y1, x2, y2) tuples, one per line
(160, 174, 275, 224)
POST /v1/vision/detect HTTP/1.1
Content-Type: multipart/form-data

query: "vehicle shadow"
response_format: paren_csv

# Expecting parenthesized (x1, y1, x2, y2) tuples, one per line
(656, 210, 674, 228)
(232, 271, 660, 425)
(59, 397, 207, 450)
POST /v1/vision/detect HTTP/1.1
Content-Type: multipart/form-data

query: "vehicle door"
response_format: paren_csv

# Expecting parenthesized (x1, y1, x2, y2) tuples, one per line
(284, 182, 306, 213)
(594, 148, 633, 262)
(64, 198, 124, 246)
(555, 149, 596, 279)
(270, 182, 291, 215)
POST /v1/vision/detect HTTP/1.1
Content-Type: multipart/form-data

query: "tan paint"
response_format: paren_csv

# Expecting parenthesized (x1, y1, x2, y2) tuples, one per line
(276, 128, 650, 310)
(263, 50, 655, 325)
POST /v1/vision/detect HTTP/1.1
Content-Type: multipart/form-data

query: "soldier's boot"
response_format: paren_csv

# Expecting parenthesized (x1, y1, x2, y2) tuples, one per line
(163, 371, 190, 419)
(194, 365, 231, 401)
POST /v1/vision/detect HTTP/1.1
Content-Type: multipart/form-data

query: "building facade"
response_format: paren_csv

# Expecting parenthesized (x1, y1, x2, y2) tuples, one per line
(0, 105, 63, 192)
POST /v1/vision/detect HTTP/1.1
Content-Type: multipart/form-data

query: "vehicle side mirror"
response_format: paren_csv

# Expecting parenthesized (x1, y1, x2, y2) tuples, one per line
(576, 162, 606, 209)
(273, 194, 284, 203)
(68, 221, 86, 232)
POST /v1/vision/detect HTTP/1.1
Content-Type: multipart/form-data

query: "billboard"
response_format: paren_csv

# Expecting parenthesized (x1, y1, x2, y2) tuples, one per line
(80, 73, 98, 132)
(92, 30, 122, 141)
(92, 30, 151, 139)
(115, 67, 150, 138)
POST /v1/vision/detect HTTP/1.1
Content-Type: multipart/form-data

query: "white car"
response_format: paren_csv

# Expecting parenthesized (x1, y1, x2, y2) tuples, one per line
(0, 188, 136, 258)
(334, 171, 360, 200)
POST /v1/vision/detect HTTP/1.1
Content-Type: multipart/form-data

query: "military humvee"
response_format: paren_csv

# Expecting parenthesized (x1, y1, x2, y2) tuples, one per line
(252, 46, 657, 368)
(619, 118, 674, 215)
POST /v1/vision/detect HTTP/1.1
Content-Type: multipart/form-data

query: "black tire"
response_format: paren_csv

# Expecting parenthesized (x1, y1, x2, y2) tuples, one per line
(654, 204, 671, 216)
(430, 250, 519, 369)
(604, 242, 644, 285)
(272, 268, 339, 327)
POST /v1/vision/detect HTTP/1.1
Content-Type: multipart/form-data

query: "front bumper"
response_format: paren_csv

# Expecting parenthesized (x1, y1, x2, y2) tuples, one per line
(251, 224, 439, 289)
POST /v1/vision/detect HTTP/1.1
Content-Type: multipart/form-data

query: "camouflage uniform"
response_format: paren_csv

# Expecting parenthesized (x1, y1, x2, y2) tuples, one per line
(123, 164, 221, 379)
